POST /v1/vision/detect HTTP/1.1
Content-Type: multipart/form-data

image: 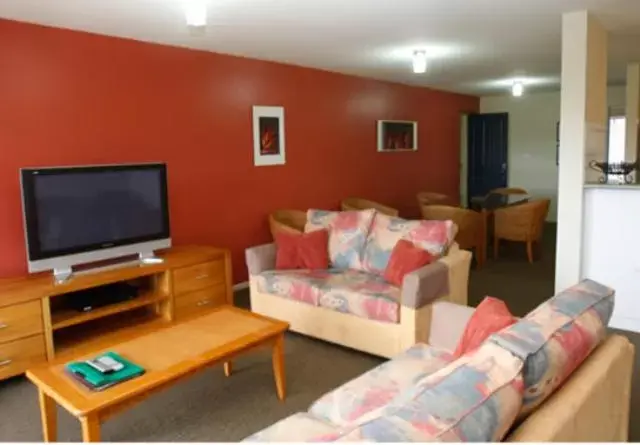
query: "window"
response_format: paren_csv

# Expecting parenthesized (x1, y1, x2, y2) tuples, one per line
(607, 116, 626, 163)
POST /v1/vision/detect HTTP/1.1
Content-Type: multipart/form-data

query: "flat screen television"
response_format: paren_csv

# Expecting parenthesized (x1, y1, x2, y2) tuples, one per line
(20, 163, 171, 277)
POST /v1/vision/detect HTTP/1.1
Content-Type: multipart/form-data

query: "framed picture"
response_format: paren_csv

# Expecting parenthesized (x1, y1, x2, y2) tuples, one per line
(253, 106, 285, 166)
(377, 120, 418, 152)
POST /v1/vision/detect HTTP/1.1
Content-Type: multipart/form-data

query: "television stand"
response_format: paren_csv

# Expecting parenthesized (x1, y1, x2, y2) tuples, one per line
(0, 245, 233, 381)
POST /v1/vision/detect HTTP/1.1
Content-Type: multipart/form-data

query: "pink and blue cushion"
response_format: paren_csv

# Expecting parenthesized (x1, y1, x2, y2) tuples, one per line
(313, 342, 525, 442)
(305, 209, 376, 271)
(255, 269, 401, 323)
(308, 343, 453, 427)
(362, 213, 456, 276)
(488, 278, 614, 416)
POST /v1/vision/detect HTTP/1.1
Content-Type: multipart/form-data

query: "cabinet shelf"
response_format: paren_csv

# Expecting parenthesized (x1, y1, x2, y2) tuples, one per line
(51, 291, 170, 331)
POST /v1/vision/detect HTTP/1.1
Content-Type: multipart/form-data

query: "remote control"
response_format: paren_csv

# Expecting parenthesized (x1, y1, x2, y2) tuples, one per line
(86, 356, 124, 374)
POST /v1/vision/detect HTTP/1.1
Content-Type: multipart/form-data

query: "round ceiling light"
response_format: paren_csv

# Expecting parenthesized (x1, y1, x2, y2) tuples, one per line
(512, 81, 525, 97)
(412, 50, 427, 74)
(185, 0, 207, 27)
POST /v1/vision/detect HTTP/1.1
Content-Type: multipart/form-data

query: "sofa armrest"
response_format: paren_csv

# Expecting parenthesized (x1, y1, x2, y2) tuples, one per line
(246, 243, 276, 275)
(400, 261, 449, 309)
(428, 301, 475, 353)
(400, 247, 471, 309)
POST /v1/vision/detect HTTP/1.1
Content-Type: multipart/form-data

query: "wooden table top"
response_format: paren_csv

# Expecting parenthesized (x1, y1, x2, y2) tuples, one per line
(26, 306, 289, 417)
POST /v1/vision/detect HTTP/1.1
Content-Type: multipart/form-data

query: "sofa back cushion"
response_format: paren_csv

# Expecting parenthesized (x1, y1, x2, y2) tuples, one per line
(308, 343, 453, 427)
(305, 209, 376, 270)
(315, 341, 524, 442)
(489, 279, 614, 417)
(362, 213, 456, 275)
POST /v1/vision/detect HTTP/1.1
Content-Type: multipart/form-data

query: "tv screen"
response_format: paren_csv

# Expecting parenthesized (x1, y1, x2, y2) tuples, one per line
(21, 163, 171, 272)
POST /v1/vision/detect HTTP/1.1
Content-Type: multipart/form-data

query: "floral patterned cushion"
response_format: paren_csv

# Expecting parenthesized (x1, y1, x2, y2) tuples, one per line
(305, 209, 376, 271)
(308, 344, 453, 427)
(317, 269, 400, 323)
(489, 279, 614, 417)
(362, 213, 456, 276)
(314, 341, 525, 442)
(256, 269, 401, 323)
(242, 412, 339, 442)
(254, 269, 329, 306)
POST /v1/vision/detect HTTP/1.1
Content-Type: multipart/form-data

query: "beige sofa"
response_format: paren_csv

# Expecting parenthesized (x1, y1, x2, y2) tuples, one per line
(429, 302, 634, 441)
(244, 281, 634, 442)
(246, 243, 471, 358)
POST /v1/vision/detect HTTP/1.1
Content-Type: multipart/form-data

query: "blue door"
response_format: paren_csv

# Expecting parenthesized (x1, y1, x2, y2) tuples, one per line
(467, 113, 509, 207)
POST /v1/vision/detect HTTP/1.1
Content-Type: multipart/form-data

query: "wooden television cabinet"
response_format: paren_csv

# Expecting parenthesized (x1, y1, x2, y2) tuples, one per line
(0, 245, 232, 381)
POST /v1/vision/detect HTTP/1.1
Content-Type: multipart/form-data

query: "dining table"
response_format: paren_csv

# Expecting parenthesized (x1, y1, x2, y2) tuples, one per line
(469, 192, 531, 263)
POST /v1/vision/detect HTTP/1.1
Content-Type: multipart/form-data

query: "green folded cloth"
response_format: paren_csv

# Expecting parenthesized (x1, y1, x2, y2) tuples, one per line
(66, 351, 145, 391)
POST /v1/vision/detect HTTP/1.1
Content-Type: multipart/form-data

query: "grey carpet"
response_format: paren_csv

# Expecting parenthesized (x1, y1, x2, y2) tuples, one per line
(1, 223, 638, 441)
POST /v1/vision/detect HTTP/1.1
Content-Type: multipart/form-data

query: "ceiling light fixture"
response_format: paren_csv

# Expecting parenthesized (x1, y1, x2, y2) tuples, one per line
(512, 80, 524, 97)
(412, 50, 427, 74)
(185, 0, 207, 27)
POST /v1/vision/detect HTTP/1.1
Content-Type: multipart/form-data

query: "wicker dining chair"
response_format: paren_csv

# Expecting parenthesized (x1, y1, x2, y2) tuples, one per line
(416, 191, 451, 207)
(489, 187, 529, 195)
(420, 204, 485, 267)
(493, 199, 550, 263)
(341, 198, 399, 217)
(268, 209, 307, 239)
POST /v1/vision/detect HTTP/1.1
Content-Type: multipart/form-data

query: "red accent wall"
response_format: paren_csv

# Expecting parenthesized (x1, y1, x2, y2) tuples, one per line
(0, 19, 478, 282)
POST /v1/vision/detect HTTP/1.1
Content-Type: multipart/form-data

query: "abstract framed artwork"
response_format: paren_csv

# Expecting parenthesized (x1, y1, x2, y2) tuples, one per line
(377, 120, 418, 152)
(253, 106, 286, 166)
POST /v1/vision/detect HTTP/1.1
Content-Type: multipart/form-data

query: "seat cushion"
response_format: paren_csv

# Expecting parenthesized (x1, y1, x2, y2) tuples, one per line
(489, 279, 614, 417)
(362, 214, 456, 275)
(317, 269, 401, 323)
(309, 343, 453, 427)
(317, 341, 525, 442)
(242, 412, 339, 442)
(254, 269, 331, 306)
(305, 209, 376, 270)
(256, 269, 401, 323)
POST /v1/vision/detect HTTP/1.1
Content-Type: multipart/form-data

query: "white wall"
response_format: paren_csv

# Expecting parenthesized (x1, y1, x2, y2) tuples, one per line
(479, 86, 625, 222)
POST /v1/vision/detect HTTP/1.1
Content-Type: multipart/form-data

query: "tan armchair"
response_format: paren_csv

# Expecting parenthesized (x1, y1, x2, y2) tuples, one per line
(341, 198, 398, 217)
(268, 210, 306, 238)
(416, 192, 451, 207)
(493, 199, 550, 263)
(420, 204, 485, 267)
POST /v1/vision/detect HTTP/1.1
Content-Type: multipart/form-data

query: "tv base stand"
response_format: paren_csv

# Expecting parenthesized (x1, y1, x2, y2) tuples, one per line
(52, 251, 166, 284)
(53, 267, 73, 284)
(0, 245, 232, 381)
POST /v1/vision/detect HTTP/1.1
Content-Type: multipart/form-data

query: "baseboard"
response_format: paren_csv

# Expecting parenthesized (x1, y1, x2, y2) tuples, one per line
(232, 281, 249, 292)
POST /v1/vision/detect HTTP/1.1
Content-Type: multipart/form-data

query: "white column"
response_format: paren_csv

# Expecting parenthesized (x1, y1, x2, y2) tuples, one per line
(555, 11, 608, 293)
(626, 63, 640, 163)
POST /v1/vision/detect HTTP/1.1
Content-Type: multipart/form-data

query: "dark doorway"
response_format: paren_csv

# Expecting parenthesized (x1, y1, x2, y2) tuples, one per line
(467, 113, 509, 207)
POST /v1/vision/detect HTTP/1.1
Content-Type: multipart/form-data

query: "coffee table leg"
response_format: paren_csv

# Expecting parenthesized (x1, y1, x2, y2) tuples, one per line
(272, 334, 286, 401)
(223, 361, 233, 377)
(38, 390, 57, 442)
(80, 415, 100, 442)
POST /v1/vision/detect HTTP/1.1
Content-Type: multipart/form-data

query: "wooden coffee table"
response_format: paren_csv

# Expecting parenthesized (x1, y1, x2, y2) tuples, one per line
(26, 306, 289, 442)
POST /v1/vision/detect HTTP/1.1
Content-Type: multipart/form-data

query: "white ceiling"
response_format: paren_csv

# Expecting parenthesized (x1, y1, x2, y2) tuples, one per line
(1, 0, 640, 96)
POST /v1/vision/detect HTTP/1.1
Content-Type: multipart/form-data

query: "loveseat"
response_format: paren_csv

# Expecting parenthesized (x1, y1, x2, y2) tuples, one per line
(244, 279, 634, 442)
(246, 209, 472, 358)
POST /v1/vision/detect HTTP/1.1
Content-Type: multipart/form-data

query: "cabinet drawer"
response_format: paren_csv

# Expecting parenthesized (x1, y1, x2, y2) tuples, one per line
(0, 300, 43, 344)
(175, 285, 228, 320)
(173, 260, 225, 295)
(0, 335, 46, 380)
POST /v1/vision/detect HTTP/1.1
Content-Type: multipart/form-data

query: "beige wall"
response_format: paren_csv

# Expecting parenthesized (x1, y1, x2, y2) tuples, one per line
(478, 86, 625, 222)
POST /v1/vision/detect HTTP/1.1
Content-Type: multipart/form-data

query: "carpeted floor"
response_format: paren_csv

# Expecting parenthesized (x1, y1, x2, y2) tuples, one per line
(1, 224, 638, 441)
